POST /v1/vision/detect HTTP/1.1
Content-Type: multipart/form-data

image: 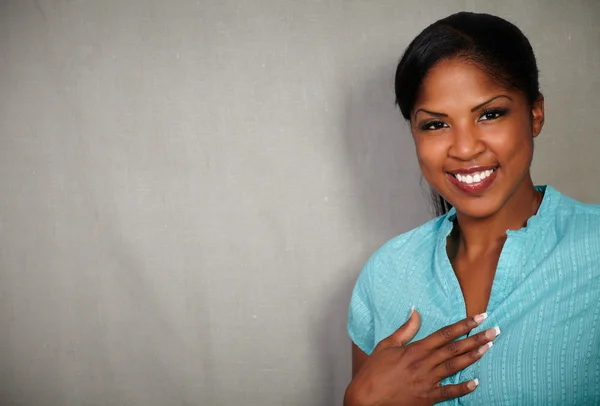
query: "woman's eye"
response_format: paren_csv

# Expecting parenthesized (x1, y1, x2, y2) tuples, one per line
(420, 121, 448, 131)
(479, 109, 507, 121)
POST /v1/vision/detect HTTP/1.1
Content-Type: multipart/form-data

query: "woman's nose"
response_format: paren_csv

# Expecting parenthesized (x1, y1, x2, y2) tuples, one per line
(448, 124, 485, 160)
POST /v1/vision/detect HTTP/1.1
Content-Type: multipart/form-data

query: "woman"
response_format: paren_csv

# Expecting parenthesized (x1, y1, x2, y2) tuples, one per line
(345, 12, 600, 406)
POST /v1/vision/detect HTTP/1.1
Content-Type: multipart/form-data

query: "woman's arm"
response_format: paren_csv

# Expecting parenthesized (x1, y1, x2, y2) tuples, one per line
(352, 343, 369, 377)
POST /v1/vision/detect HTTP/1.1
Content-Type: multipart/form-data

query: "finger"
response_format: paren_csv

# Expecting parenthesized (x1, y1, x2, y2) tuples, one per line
(430, 378, 479, 402)
(377, 307, 421, 350)
(431, 339, 495, 380)
(422, 312, 488, 349)
(427, 326, 500, 368)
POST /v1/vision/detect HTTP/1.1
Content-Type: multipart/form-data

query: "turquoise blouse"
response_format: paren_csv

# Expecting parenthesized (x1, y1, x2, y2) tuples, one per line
(348, 185, 600, 405)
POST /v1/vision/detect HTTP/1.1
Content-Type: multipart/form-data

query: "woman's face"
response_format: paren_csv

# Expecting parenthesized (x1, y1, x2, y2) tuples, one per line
(411, 58, 545, 219)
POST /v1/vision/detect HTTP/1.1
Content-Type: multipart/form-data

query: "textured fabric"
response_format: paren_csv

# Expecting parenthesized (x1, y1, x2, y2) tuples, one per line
(348, 185, 600, 405)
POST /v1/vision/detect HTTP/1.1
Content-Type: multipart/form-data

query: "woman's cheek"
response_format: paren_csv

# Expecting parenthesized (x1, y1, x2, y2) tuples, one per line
(416, 137, 450, 167)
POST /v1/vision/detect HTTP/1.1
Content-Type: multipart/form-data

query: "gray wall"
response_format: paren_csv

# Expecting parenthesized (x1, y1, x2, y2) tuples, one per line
(1, 1, 599, 405)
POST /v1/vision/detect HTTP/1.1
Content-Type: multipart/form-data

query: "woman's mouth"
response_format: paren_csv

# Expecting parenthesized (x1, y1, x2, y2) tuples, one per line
(447, 167, 498, 194)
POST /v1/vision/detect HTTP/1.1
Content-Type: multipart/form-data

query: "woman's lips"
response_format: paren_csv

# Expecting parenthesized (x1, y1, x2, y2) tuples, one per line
(447, 167, 498, 194)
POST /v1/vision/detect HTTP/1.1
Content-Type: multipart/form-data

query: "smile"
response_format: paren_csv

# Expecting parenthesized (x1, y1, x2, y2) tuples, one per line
(447, 166, 499, 194)
(453, 168, 496, 184)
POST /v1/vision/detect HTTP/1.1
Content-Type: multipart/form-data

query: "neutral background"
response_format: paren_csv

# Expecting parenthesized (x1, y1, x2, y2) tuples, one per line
(1, 1, 599, 405)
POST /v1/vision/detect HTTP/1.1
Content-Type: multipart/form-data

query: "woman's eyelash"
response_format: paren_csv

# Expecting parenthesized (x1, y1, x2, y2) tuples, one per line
(418, 108, 509, 130)
(419, 120, 447, 131)
(479, 108, 509, 121)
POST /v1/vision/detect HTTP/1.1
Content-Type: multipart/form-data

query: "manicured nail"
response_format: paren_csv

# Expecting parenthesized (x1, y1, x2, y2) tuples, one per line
(478, 341, 493, 355)
(473, 312, 488, 324)
(484, 326, 501, 339)
(467, 378, 479, 390)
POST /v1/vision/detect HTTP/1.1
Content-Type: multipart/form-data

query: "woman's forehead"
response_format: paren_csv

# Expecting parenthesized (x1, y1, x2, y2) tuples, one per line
(415, 59, 520, 111)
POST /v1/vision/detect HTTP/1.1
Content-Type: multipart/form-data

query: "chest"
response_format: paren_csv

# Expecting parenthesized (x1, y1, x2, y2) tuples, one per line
(452, 253, 499, 316)
(445, 298, 600, 405)
(371, 235, 600, 404)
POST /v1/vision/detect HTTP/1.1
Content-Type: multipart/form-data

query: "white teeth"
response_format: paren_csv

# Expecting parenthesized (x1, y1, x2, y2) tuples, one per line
(454, 168, 496, 184)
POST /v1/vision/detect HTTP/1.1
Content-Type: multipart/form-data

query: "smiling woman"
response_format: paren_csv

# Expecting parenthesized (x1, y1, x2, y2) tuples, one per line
(344, 12, 600, 406)
(412, 59, 543, 223)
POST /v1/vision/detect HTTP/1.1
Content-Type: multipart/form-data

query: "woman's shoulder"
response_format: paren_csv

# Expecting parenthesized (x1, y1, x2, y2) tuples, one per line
(545, 186, 600, 241)
(551, 186, 600, 223)
(556, 196, 600, 216)
(362, 214, 448, 278)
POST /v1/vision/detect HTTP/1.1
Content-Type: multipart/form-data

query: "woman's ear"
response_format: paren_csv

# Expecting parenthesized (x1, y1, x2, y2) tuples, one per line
(532, 95, 545, 138)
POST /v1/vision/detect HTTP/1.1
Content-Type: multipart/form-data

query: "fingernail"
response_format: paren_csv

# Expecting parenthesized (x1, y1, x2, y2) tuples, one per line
(484, 326, 501, 339)
(467, 378, 479, 390)
(478, 341, 493, 355)
(409, 305, 415, 317)
(473, 312, 488, 324)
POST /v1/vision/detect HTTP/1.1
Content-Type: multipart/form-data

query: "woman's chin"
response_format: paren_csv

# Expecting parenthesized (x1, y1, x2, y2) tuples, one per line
(451, 201, 502, 220)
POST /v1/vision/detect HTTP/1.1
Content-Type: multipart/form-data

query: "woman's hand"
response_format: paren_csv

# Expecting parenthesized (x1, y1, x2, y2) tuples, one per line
(344, 310, 499, 406)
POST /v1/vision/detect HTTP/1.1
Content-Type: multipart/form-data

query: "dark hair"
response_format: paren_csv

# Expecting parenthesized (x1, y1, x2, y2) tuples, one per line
(394, 12, 541, 216)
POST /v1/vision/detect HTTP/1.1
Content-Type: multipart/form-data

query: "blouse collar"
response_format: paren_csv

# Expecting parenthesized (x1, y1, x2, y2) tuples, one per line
(441, 184, 559, 238)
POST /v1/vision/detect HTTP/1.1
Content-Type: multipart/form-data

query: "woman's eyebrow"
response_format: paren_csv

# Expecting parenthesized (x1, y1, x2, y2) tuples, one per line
(470, 95, 513, 111)
(413, 109, 448, 119)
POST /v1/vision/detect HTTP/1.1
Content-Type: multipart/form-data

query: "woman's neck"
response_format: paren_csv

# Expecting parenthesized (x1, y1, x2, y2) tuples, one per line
(452, 177, 543, 260)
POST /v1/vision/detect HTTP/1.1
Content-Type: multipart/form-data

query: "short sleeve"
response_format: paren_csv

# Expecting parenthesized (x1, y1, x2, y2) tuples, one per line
(347, 255, 376, 355)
